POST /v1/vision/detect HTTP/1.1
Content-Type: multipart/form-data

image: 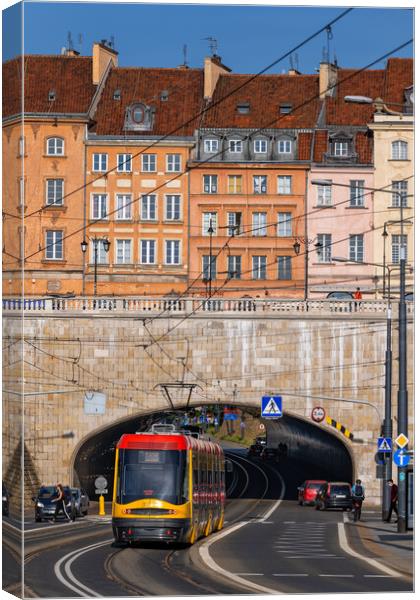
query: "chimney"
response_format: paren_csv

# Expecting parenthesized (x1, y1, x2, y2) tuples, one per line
(204, 55, 231, 100)
(92, 42, 118, 85)
(288, 69, 301, 76)
(319, 62, 338, 99)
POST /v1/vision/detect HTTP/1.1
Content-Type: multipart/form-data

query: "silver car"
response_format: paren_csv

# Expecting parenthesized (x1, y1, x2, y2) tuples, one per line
(70, 487, 89, 517)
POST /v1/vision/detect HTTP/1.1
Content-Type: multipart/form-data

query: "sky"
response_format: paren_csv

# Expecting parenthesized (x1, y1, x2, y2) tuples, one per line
(2, 1, 414, 75)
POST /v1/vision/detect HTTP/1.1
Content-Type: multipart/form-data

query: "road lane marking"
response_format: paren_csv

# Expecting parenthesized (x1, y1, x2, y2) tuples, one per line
(273, 574, 308, 577)
(337, 521, 401, 578)
(319, 574, 354, 578)
(235, 573, 263, 576)
(364, 575, 394, 578)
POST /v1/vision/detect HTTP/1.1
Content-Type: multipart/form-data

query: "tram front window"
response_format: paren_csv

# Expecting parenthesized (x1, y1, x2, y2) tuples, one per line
(117, 450, 188, 505)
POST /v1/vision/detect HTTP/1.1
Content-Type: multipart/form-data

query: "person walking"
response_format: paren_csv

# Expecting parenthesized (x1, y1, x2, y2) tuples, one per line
(353, 287, 362, 311)
(51, 483, 71, 522)
(385, 479, 398, 523)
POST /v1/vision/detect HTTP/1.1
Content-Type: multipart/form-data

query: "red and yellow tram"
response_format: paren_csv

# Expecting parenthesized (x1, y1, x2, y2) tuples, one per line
(112, 428, 225, 544)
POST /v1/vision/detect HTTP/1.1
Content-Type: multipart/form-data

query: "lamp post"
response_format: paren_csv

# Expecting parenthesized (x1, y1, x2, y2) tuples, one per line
(293, 237, 320, 300)
(207, 217, 214, 297)
(80, 237, 110, 296)
(313, 177, 410, 532)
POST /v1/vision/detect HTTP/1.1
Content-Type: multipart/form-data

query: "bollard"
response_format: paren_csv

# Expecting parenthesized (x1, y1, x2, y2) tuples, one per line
(99, 494, 105, 516)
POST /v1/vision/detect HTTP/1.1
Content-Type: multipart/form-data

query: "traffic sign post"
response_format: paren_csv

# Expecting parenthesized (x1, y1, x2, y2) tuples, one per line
(261, 396, 282, 419)
(95, 475, 108, 516)
(377, 437, 392, 452)
(393, 449, 410, 468)
(311, 406, 325, 423)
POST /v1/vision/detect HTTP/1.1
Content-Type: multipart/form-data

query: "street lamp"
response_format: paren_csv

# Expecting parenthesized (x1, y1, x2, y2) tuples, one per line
(293, 237, 321, 300)
(207, 218, 214, 297)
(313, 177, 410, 532)
(80, 236, 111, 296)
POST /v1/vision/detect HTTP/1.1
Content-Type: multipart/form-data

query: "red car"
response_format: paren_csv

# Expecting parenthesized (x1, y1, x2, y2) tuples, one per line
(298, 480, 327, 506)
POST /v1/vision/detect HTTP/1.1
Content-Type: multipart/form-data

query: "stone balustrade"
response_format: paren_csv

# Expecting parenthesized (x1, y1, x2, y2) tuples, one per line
(2, 296, 413, 317)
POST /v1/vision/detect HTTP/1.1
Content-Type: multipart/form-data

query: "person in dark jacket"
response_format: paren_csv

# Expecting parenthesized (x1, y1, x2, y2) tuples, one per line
(52, 483, 71, 522)
(385, 479, 398, 523)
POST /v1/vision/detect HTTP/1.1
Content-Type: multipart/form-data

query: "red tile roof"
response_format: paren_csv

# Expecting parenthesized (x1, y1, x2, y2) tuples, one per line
(3, 55, 96, 117)
(92, 67, 204, 136)
(202, 73, 321, 129)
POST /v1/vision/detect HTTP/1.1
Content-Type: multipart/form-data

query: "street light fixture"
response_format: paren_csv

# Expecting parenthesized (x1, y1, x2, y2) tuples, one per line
(293, 237, 321, 300)
(313, 177, 410, 532)
(80, 236, 111, 296)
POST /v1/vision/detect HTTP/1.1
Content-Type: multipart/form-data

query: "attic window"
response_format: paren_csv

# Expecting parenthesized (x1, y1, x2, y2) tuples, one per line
(48, 90, 56, 102)
(160, 90, 169, 101)
(113, 89, 121, 100)
(280, 104, 292, 114)
(237, 103, 250, 114)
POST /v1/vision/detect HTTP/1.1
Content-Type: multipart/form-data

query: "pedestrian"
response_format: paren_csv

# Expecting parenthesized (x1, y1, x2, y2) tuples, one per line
(51, 483, 71, 522)
(385, 479, 398, 523)
(240, 419, 246, 440)
(351, 478, 365, 521)
(353, 287, 362, 312)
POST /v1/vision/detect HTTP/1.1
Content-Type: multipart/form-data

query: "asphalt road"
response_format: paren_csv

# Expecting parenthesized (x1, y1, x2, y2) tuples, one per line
(2, 447, 413, 596)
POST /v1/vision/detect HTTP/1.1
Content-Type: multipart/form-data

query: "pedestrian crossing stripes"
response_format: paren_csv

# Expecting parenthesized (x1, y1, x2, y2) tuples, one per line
(326, 416, 354, 440)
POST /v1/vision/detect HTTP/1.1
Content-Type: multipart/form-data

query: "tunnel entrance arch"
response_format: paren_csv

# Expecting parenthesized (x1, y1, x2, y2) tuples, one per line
(71, 404, 354, 501)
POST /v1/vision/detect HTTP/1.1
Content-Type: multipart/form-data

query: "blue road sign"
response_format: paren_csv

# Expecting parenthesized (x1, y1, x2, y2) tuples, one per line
(224, 413, 238, 421)
(261, 396, 282, 419)
(393, 449, 410, 467)
(377, 437, 392, 452)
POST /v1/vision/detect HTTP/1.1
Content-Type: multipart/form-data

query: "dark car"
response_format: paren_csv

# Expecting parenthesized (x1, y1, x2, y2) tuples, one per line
(260, 447, 279, 462)
(34, 485, 73, 522)
(70, 487, 90, 517)
(247, 444, 262, 458)
(326, 291, 354, 299)
(255, 436, 267, 447)
(315, 482, 353, 511)
(298, 480, 327, 506)
(2, 481, 10, 517)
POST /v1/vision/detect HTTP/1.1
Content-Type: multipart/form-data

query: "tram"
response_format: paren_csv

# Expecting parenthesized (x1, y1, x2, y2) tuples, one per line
(112, 424, 225, 545)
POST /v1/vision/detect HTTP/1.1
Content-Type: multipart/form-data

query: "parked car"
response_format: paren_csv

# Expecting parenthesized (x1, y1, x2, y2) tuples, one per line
(315, 482, 353, 511)
(260, 447, 279, 462)
(2, 481, 10, 517)
(247, 444, 262, 458)
(326, 291, 354, 299)
(70, 487, 89, 517)
(255, 436, 267, 447)
(297, 480, 327, 506)
(33, 485, 73, 522)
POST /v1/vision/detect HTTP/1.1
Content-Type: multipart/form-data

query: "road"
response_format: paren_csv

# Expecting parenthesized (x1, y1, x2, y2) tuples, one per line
(2, 448, 413, 596)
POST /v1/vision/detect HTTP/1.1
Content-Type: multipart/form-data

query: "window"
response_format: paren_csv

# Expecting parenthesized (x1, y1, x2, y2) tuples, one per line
(142, 154, 157, 172)
(278, 256, 292, 280)
(227, 212, 242, 236)
(280, 104, 292, 114)
(45, 230, 63, 260)
(317, 233, 332, 263)
(278, 176, 292, 195)
(117, 154, 132, 172)
(91, 239, 108, 264)
(278, 140, 292, 153)
(91, 194, 108, 220)
(141, 195, 157, 220)
(228, 175, 242, 194)
(202, 212, 217, 235)
(317, 182, 332, 206)
(349, 234, 364, 262)
(140, 240, 156, 264)
(18, 136, 25, 156)
(254, 139, 268, 153)
(391, 181, 408, 207)
(333, 141, 349, 157)
(349, 180, 365, 207)
(116, 239, 132, 264)
(204, 139, 219, 153)
(203, 255, 217, 281)
(277, 212, 292, 237)
(116, 194, 132, 220)
(166, 154, 181, 172)
(391, 234, 407, 264)
(203, 175, 218, 194)
(165, 240, 181, 265)
(237, 103, 250, 114)
(165, 195, 181, 220)
(252, 212, 267, 236)
(92, 153, 108, 172)
(228, 255, 241, 279)
(46, 137, 64, 156)
(229, 139, 243, 153)
(46, 179, 64, 206)
(391, 140, 408, 160)
(253, 175, 267, 194)
(252, 256, 267, 280)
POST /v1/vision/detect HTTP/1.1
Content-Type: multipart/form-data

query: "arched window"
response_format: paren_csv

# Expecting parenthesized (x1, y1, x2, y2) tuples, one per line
(391, 140, 408, 160)
(46, 137, 64, 156)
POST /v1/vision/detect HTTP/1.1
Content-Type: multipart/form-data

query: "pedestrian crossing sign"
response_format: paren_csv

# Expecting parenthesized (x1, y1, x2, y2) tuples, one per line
(377, 437, 392, 452)
(261, 396, 282, 419)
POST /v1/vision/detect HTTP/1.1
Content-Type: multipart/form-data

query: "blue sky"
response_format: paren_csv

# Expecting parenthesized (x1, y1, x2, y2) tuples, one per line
(2, 2, 414, 74)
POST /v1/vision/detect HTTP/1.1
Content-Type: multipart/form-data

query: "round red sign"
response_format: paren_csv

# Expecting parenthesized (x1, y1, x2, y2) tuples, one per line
(311, 406, 326, 423)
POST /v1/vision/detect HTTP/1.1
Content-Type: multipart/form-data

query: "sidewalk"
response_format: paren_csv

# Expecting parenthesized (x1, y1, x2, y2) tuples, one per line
(345, 510, 413, 578)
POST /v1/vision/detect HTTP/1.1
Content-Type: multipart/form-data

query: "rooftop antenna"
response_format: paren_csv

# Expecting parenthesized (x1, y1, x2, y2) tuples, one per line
(67, 31, 74, 52)
(204, 36, 218, 56)
(294, 53, 299, 72)
(183, 44, 188, 67)
(325, 24, 333, 63)
(110, 35, 115, 49)
(78, 33, 83, 49)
